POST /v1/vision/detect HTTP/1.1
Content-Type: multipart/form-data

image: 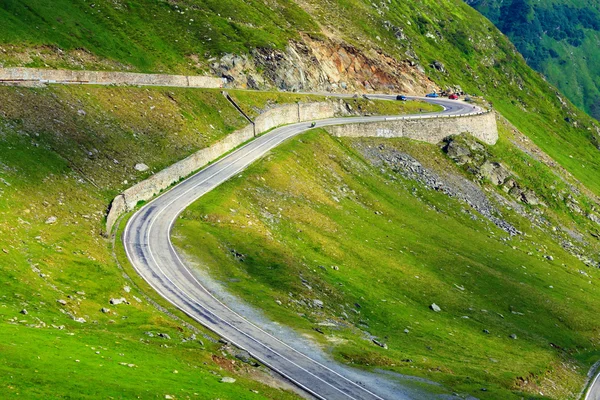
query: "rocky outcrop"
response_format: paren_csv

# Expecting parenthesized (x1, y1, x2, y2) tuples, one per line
(211, 35, 436, 94)
(443, 135, 545, 207)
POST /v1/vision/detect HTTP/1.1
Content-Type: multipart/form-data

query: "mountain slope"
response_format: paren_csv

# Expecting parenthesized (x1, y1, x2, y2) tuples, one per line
(2, 0, 600, 399)
(466, 0, 600, 120)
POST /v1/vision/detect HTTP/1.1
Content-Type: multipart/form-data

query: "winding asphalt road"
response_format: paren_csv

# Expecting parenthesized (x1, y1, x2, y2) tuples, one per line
(123, 96, 482, 400)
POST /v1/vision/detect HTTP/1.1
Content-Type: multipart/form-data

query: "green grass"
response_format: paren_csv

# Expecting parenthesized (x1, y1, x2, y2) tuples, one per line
(0, 85, 354, 399)
(173, 129, 600, 399)
(0, 83, 435, 398)
(0, 0, 318, 73)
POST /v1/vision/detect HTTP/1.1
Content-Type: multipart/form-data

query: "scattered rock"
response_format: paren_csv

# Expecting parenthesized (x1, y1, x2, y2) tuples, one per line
(20, 309, 28, 315)
(123, 285, 131, 293)
(101, 308, 110, 313)
(430, 303, 441, 312)
(430, 60, 446, 73)
(403, 329, 410, 334)
(373, 339, 388, 349)
(73, 317, 86, 323)
(545, 255, 554, 261)
(313, 299, 324, 308)
(45, 216, 57, 225)
(109, 297, 128, 305)
(57, 299, 67, 305)
(158, 333, 171, 340)
(483, 329, 490, 334)
(509, 334, 518, 340)
(134, 163, 149, 172)
(221, 377, 236, 383)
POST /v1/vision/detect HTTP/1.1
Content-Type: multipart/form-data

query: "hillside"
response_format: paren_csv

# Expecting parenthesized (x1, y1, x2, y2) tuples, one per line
(2, 0, 600, 399)
(174, 123, 600, 399)
(0, 83, 430, 398)
(466, 0, 600, 120)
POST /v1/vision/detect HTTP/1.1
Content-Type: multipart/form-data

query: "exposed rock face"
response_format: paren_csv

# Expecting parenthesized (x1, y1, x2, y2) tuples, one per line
(211, 35, 435, 94)
(443, 135, 545, 208)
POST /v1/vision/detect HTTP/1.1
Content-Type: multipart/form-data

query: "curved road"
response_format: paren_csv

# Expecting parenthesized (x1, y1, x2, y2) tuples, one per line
(123, 96, 481, 400)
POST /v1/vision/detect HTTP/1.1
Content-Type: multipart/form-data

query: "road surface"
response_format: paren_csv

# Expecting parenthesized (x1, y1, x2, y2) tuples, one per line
(123, 97, 480, 400)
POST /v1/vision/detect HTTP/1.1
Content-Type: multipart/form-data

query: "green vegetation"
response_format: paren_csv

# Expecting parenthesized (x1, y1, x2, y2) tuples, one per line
(0, 83, 430, 397)
(174, 128, 600, 398)
(3, 0, 600, 398)
(0, 0, 318, 73)
(0, 85, 351, 399)
(467, 0, 600, 119)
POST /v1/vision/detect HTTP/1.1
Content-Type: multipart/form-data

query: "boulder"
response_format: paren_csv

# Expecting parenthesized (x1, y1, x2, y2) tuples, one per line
(431, 60, 446, 73)
(430, 303, 441, 312)
(444, 140, 472, 165)
(134, 163, 149, 172)
(221, 377, 236, 383)
(109, 297, 128, 305)
(479, 161, 510, 185)
(45, 216, 57, 225)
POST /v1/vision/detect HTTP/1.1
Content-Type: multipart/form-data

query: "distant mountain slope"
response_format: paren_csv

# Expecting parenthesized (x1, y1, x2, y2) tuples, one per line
(466, 0, 600, 119)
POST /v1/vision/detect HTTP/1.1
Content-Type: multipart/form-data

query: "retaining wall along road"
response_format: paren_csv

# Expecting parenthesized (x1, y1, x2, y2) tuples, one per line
(105, 102, 498, 233)
(325, 111, 498, 145)
(105, 101, 343, 233)
(0, 67, 224, 88)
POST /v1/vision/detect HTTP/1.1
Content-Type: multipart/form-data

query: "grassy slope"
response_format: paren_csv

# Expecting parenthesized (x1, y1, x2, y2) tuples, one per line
(0, 86, 354, 399)
(2, 0, 600, 199)
(0, 0, 318, 73)
(174, 128, 600, 399)
(0, 84, 432, 398)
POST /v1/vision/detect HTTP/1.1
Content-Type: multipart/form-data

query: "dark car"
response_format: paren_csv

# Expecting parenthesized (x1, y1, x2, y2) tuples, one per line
(396, 95, 407, 101)
(425, 92, 439, 98)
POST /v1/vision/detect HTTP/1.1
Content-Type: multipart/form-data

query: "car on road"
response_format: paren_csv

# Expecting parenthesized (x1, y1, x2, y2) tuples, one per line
(448, 93, 459, 100)
(425, 92, 439, 98)
(396, 95, 407, 101)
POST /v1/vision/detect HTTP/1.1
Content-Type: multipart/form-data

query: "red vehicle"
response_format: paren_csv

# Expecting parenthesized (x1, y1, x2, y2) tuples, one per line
(448, 93, 459, 100)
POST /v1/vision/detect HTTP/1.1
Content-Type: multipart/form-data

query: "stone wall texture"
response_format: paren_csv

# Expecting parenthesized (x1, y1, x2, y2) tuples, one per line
(0, 67, 224, 88)
(326, 111, 498, 145)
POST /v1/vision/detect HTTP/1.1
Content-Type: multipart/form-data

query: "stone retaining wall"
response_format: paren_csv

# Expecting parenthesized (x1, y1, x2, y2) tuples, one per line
(106, 102, 497, 233)
(0, 67, 224, 88)
(105, 101, 340, 233)
(326, 111, 498, 145)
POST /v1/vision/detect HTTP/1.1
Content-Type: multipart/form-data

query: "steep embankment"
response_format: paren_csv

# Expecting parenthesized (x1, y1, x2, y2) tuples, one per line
(0, 85, 327, 399)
